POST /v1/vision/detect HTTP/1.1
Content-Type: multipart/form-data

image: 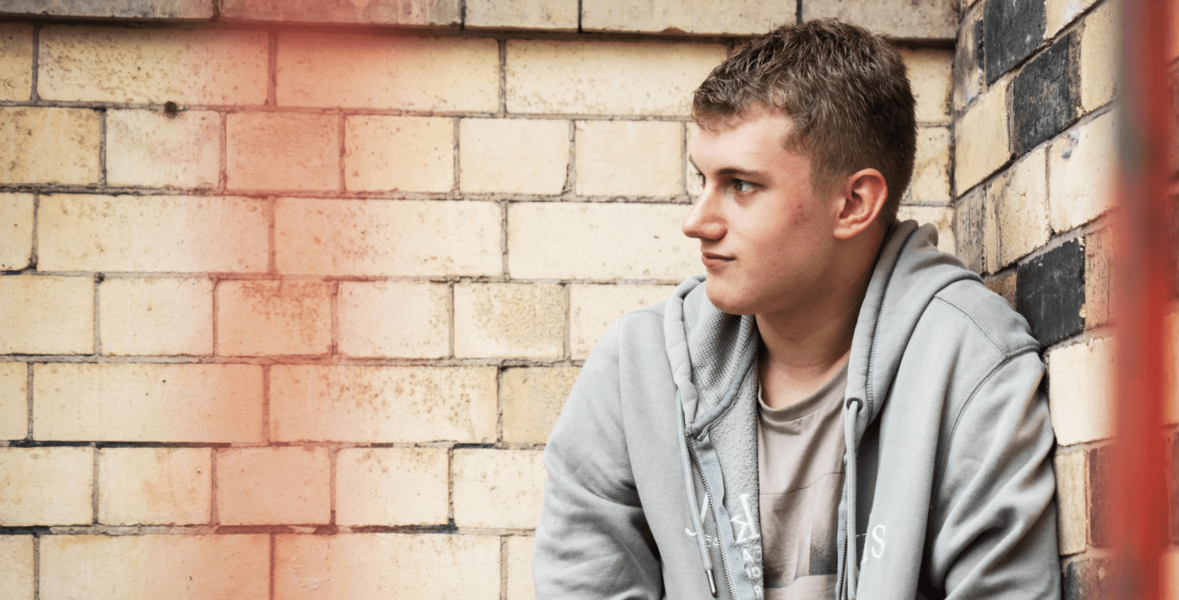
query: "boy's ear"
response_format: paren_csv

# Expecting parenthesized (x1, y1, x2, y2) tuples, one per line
(833, 168, 888, 240)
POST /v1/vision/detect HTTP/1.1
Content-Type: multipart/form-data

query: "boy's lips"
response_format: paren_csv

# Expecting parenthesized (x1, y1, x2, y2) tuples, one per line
(701, 252, 734, 268)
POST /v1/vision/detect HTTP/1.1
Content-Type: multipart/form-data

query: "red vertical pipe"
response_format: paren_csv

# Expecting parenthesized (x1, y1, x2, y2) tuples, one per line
(1114, 0, 1172, 597)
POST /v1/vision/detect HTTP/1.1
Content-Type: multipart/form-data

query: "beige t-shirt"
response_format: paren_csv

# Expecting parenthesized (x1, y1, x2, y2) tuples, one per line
(757, 364, 848, 600)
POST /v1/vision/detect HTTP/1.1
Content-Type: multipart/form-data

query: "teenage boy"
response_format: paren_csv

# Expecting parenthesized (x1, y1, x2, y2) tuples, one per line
(533, 19, 1060, 600)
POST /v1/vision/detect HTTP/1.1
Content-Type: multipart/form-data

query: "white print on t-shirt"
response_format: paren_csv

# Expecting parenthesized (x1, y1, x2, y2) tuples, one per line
(731, 494, 761, 543)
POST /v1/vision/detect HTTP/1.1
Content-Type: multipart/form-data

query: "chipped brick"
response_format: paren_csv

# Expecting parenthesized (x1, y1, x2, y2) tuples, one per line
(1016, 238, 1085, 346)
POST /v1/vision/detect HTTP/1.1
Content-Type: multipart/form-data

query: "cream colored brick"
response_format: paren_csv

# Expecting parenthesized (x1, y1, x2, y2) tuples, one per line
(1047, 0, 1100, 38)
(454, 283, 565, 359)
(277, 33, 498, 112)
(39, 27, 268, 104)
(460, 118, 569, 194)
(38, 194, 268, 273)
(0, 107, 100, 185)
(0, 24, 32, 101)
(228, 113, 339, 191)
(0, 276, 93, 355)
(903, 49, 952, 124)
(467, 0, 577, 30)
(453, 449, 545, 529)
(0, 536, 33, 600)
(97, 448, 211, 526)
(0, 447, 92, 526)
(106, 110, 220, 189)
(276, 198, 502, 277)
(906, 127, 952, 204)
(506, 40, 726, 116)
(571, 283, 675, 359)
(270, 366, 497, 443)
(991, 148, 1050, 267)
(216, 280, 332, 357)
(582, 0, 789, 35)
(100, 277, 213, 356)
(896, 206, 956, 255)
(34, 363, 264, 442)
(1048, 337, 1115, 445)
(40, 535, 269, 600)
(345, 116, 452, 193)
(985, 271, 1017, 307)
(1049, 111, 1116, 233)
(1053, 450, 1087, 555)
(576, 120, 682, 197)
(508, 203, 696, 280)
(803, 0, 957, 39)
(275, 533, 499, 600)
(955, 82, 1011, 194)
(217, 446, 330, 526)
(502, 367, 579, 444)
(506, 536, 535, 600)
(0, 193, 33, 270)
(1080, 0, 1119, 112)
(336, 447, 449, 526)
(0, 362, 26, 440)
(338, 281, 450, 359)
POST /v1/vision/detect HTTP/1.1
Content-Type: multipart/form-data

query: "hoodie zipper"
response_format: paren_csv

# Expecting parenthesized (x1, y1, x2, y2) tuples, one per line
(685, 429, 737, 598)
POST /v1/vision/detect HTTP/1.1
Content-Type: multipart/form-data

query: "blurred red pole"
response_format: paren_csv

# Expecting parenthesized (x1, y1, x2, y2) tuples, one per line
(1114, 0, 1172, 597)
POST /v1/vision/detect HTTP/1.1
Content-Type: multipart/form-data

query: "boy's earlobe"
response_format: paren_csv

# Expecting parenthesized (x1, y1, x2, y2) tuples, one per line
(834, 169, 888, 240)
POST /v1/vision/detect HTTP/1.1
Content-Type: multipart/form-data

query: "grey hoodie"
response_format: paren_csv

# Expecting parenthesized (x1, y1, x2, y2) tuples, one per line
(534, 221, 1061, 599)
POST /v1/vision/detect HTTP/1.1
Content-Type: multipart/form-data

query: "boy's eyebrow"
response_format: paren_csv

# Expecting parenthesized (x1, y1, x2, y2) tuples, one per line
(688, 155, 769, 179)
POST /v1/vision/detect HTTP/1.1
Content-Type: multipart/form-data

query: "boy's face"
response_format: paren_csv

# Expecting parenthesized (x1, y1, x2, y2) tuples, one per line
(684, 106, 845, 317)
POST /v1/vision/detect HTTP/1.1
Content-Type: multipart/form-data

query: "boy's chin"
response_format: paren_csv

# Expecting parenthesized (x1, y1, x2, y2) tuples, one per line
(703, 281, 756, 316)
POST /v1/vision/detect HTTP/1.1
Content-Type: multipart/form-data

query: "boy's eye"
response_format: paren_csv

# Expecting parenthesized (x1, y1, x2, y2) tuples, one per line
(734, 180, 755, 193)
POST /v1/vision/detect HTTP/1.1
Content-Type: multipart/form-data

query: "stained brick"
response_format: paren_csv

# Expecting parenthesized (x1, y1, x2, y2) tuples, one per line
(97, 448, 211, 526)
(1080, 0, 1119, 113)
(1053, 450, 1087, 555)
(269, 365, 497, 443)
(338, 281, 450, 359)
(100, 277, 214, 356)
(803, 0, 956, 40)
(216, 280, 333, 357)
(227, 113, 340, 191)
(0, 446, 93, 526)
(0, 362, 26, 441)
(0, 107, 100, 185)
(896, 206, 955, 255)
(0, 193, 33, 271)
(984, 270, 1017, 307)
(1046, 0, 1100, 38)
(0, 275, 94, 355)
(1, 0, 214, 19)
(1084, 226, 1115, 328)
(1087, 445, 1112, 547)
(467, 0, 577, 30)
(0, 536, 33, 600)
(575, 120, 682, 197)
(453, 449, 545, 529)
(582, 0, 789, 35)
(0, 24, 32, 102)
(903, 49, 953, 124)
(1049, 111, 1116, 233)
(1012, 36, 1075, 156)
(502, 367, 580, 444)
(336, 447, 449, 526)
(459, 118, 569, 195)
(955, 81, 1011, 194)
(506, 536, 535, 600)
(1062, 556, 1113, 600)
(346, 116, 453, 193)
(984, 0, 1046, 84)
(953, 7, 984, 112)
(953, 187, 986, 274)
(1016, 238, 1085, 346)
(992, 148, 1050, 268)
(906, 127, 952, 205)
(33, 363, 264, 442)
(1046, 337, 1114, 445)
(106, 110, 220, 189)
(223, 0, 460, 25)
(216, 446, 330, 526)
(454, 283, 565, 359)
(571, 283, 675, 359)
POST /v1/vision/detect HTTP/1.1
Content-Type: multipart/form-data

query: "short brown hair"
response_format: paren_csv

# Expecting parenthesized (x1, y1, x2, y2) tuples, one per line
(692, 19, 917, 226)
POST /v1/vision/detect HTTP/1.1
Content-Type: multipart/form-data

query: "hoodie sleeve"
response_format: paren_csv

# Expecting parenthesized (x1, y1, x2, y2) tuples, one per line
(926, 350, 1062, 599)
(533, 323, 664, 600)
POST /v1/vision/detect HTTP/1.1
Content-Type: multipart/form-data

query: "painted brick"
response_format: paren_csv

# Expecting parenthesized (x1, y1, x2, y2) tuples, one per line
(0, 275, 93, 355)
(97, 448, 211, 526)
(983, 0, 1045, 84)
(953, 187, 986, 274)
(336, 447, 449, 526)
(100, 277, 214, 356)
(985, 271, 1017, 307)
(571, 283, 675, 359)
(955, 81, 1011, 194)
(467, 0, 576, 30)
(1012, 36, 1075, 156)
(0, 193, 33, 270)
(575, 120, 682, 197)
(803, 0, 956, 39)
(582, 0, 789, 35)
(216, 280, 332, 357)
(223, 0, 460, 25)
(453, 449, 545, 529)
(991, 148, 1050, 268)
(506, 40, 726, 116)
(460, 118, 569, 195)
(905, 127, 951, 205)
(227, 113, 339, 191)
(0, 107, 100, 185)
(40, 534, 269, 600)
(0, 24, 32, 101)
(508, 203, 696, 280)
(454, 283, 565, 359)
(1080, 0, 1119, 113)
(33, 363, 264, 442)
(277, 33, 497, 112)
(1047, 337, 1114, 445)
(1062, 556, 1113, 600)
(269, 366, 497, 443)
(217, 446, 330, 526)
(1046, 0, 1100, 38)
(903, 49, 953, 124)
(0, 362, 26, 440)
(1, 0, 214, 19)
(38, 194, 268, 273)
(106, 110, 220, 189)
(896, 206, 956, 255)
(345, 116, 453, 193)
(1049, 111, 1116, 233)
(0, 536, 33, 600)
(275, 198, 502, 277)
(1088, 445, 1112, 547)
(952, 7, 984, 113)
(274, 533, 500, 600)
(338, 281, 450, 359)
(1085, 226, 1115, 328)
(506, 535, 535, 600)
(502, 367, 580, 444)
(0, 446, 92, 526)
(1016, 238, 1085, 346)
(1054, 450, 1087, 555)
(39, 27, 267, 104)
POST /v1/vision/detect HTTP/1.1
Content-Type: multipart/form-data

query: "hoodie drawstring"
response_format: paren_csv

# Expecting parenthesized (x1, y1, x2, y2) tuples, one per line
(676, 393, 718, 596)
(842, 397, 864, 600)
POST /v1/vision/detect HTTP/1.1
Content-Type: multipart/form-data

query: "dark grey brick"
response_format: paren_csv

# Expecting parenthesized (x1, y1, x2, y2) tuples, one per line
(984, 0, 1045, 84)
(1013, 36, 1075, 155)
(0, 0, 213, 18)
(1062, 557, 1114, 600)
(1088, 445, 1112, 548)
(1015, 238, 1085, 346)
(220, 0, 461, 26)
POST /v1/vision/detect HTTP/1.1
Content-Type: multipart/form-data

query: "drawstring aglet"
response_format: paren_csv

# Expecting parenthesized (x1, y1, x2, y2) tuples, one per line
(706, 569, 718, 596)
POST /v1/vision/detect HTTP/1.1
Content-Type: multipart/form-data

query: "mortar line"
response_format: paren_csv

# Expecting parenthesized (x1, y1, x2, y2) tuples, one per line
(25, 363, 33, 440)
(267, 31, 278, 109)
(91, 442, 99, 524)
(29, 192, 39, 271)
(338, 112, 346, 194)
(262, 365, 272, 443)
(211, 277, 220, 355)
(565, 120, 577, 195)
(32, 534, 40, 600)
(219, 112, 228, 191)
(92, 273, 102, 356)
(577, 0, 583, 32)
(448, 282, 456, 358)
(500, 200, 510, 279)
(452, 117, 462, 196)
(446, 446, 455, 522)
(328, 446, 338, 525)
(330, 282, 340, 356)
(460, 0, 467, 29)
(267, 197, 277, 274)
(498, 39, 507, 117)
(269, 533, 277, 600)
(210, 447, 220, 524)
(499, 536, 509, 600)
(29, 24, 40, 103)
(97, 109, 107, 187)
(495, 367, 505, 446)
(795, 0, 802, 24)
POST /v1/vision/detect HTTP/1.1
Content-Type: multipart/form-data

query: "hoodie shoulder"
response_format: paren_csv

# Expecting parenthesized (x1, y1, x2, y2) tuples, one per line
(931, 279, 1040, 357)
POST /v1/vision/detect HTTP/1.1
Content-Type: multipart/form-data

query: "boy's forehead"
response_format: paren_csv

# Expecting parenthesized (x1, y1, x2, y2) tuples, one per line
(690, 110, 799, 169)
